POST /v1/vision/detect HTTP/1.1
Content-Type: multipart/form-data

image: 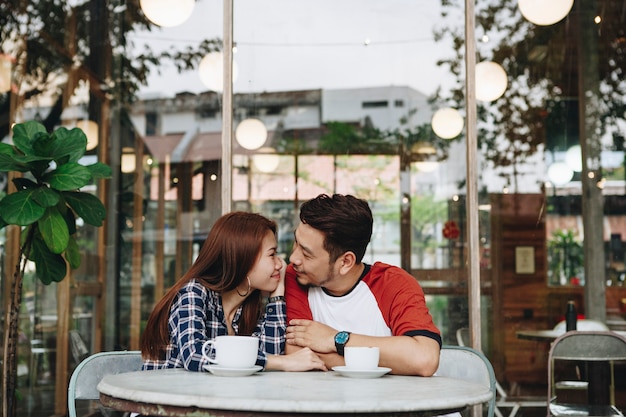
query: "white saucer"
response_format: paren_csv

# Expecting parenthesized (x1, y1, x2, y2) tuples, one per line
(204, 365, 263, 377)
(332, 366, 391, 379)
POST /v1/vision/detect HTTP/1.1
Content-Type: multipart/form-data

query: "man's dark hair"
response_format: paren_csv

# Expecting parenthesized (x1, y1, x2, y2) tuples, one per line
(299, 194, 373, 263)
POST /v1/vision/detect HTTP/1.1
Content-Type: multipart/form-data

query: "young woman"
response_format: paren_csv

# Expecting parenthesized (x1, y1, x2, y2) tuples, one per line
(141, 211, 326, 372)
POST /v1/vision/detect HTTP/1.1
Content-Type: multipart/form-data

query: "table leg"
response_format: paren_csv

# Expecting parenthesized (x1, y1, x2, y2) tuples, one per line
(586, 361, 611, 405)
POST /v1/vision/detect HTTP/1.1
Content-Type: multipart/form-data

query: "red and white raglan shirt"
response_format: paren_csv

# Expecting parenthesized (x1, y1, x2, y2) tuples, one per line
(285, 262, 442, 346)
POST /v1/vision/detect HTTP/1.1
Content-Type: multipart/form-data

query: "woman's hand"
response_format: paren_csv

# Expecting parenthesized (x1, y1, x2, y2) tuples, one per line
(265, 347, 327, 372)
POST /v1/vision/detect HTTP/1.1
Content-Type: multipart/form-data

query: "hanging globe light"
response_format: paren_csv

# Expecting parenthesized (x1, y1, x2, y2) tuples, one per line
(414, 161, 439, 173)
(547, 161, 574, 186)
(121, 148, 136, 173)
(198, 51, 239, 92)
(253, 147, 280, 173)
(518, 0, 573, 26)
(431, 108, 464, 139)
(236, 118, 268, 150)
(476, 61, 508, 102)
(76, 119, 99, 151)
(140, 0, 195, 27)
(565, 145, 582, 172)
(0, 54, 12, 93)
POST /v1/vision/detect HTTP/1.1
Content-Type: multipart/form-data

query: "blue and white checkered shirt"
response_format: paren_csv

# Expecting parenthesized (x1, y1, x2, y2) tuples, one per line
(142, 279, 286, 371)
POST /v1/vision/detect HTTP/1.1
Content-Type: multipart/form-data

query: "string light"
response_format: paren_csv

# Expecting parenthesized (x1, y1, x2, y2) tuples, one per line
(518, 0, 573, 26)
(431, 108, 464, 139)
(476, 61, 507, 102)
(140, 0, 194, 27)
(236, 118, 267, 150)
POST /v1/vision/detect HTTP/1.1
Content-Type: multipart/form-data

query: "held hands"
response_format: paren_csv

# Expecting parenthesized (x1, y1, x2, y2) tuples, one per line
(286, 319, 337, 353)
(280, 347, 327, 371)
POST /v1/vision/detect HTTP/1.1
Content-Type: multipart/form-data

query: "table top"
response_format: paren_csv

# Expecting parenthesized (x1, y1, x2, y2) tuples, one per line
(98, 368, 493, 417)
(516, 329, 626, 342)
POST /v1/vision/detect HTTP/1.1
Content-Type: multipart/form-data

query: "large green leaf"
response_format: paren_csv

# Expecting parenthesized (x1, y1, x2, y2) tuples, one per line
(12, 177, 38, 190)
(38, 206, 69, 254)
(0, 153, 31, 172)
(8, 154, 53, 178)
(12, 121, 47, 155)
(51, 127, 87, 163)
(0, 189, 46, 225)
(21, 225, 37, 261)
(45, 163, 92, 190)
(32, 187, 60, 207)
(62, 191, 107, 226)
(0, 143, 14, 154)
(32, 131, 58, 158)
(86, 162, 113, 180)
(32, 236, 67, 284)
(64, 236, 81, 269)
(61, 205, 77, 235)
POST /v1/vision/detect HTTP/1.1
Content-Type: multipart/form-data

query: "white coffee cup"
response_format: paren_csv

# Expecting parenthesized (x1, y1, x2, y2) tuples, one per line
(202, 335, 259, 368)
(344, 346, 380, 369)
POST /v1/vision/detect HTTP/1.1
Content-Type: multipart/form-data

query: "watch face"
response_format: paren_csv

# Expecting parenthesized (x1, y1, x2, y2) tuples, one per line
(335, 331, 349, 344)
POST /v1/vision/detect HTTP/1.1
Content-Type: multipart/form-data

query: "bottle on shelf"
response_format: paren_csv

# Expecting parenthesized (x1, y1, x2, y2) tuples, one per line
(565, 300, 577, 331)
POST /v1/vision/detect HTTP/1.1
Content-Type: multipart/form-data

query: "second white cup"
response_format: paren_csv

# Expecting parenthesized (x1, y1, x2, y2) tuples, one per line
(202, 335, 259, 368)
(344, 346, 380, 369)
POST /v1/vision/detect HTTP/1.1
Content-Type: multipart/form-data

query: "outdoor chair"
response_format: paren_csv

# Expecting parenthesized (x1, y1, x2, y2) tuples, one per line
(437, 345, 497, 417)
(68, 350, 143, 417)
(552, 319, 610, 392)
(547, 331, 626, 417)
(456, 327, 546, 417)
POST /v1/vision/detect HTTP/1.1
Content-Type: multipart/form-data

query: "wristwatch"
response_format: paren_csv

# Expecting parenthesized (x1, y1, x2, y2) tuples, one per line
(334, 331, 351, 356)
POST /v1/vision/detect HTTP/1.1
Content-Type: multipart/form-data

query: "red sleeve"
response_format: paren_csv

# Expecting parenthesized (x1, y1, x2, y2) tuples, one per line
(285, 264, 313, 322)
(365, 263, 440, 337)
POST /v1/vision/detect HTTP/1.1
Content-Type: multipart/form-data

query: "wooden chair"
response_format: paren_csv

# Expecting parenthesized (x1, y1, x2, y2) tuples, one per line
(68, 350, 143, 417)
(456, 327, 546, 417)
(547, 331, 626, 417)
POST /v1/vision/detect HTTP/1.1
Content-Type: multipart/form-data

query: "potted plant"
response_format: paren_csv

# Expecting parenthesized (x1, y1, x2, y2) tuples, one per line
(548, 228, 584, 286)
(0, 120, 111, 416)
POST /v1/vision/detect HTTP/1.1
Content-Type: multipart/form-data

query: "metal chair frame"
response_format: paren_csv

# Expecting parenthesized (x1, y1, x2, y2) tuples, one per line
(547, 331, 626, 417)
(67, 350, 143, 417)
(438, 345, 497, 417)
(456, 327, 546, 417)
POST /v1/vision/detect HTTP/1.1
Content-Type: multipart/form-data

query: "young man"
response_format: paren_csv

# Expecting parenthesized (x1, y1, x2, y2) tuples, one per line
(285, 193, 442, 376)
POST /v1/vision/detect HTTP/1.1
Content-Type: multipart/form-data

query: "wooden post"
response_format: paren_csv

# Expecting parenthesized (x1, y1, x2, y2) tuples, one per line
(54, 272, 71, 416)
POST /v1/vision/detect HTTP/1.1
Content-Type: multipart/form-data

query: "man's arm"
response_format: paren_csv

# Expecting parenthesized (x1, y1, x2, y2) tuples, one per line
(286, 319, 440, 376)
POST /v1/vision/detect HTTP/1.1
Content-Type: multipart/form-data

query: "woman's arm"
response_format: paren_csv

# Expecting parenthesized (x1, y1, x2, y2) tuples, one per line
(173, 282, 215, 371)
(254, 297, 287, 357)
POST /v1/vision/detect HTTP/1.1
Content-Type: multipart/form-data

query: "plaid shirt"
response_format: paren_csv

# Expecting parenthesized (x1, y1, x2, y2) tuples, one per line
(142, 279, 286, 371)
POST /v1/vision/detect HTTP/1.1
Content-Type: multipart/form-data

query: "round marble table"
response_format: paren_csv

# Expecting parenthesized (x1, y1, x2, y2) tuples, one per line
(516, 329, 626, 342)
(98, 368, 493, 417)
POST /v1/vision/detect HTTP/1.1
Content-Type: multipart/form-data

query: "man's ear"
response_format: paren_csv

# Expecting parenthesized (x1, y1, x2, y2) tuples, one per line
(338, 251, 357, 274)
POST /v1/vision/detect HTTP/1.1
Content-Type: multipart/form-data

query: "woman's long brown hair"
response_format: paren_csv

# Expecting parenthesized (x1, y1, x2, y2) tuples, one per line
(141, 212, 277, 360)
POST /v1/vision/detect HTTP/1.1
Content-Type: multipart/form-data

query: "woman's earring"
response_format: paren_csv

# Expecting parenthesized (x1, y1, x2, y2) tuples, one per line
(237, 276, 251, 297)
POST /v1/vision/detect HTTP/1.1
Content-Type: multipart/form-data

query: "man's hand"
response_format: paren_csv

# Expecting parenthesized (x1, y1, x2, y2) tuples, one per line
(266, 347, 328, 372)
(286, 319, 337, 353)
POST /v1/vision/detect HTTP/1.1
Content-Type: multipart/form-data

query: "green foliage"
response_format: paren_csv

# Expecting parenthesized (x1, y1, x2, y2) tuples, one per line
(0, 121, 111, 284)
(548, 229, 584, 285)
(0, 0, 222, 137)
(319, 121, 397, 154)
(434, 0, 626, 189)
